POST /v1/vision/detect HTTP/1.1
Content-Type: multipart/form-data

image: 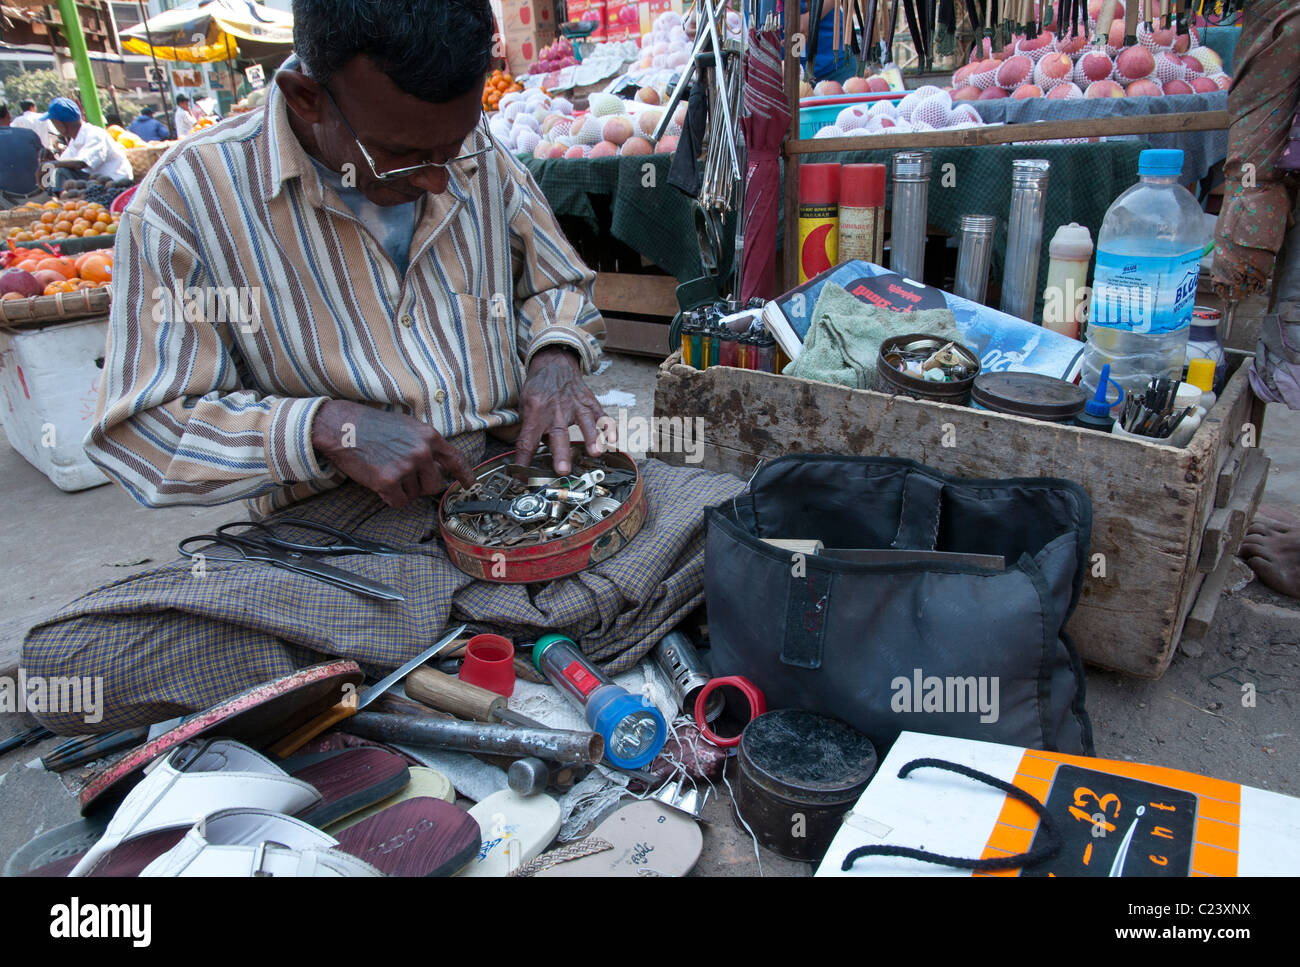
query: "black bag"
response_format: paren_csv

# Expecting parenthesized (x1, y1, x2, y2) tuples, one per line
(705, 455, 1094, 755)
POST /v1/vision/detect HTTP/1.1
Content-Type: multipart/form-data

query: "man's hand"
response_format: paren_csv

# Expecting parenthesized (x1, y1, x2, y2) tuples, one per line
(516, 346, 610, 475)
(310, 399, 474, 508)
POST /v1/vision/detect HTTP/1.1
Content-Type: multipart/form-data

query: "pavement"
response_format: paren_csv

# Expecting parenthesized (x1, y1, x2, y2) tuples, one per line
(1, 351, 1297, 877)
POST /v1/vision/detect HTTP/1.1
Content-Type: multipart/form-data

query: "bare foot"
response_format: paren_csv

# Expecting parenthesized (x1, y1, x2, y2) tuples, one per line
(1239, 506, 1300, 599)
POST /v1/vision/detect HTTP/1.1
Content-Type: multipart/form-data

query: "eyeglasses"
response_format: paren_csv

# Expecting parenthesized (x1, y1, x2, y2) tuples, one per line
(319, 84, 497, 182)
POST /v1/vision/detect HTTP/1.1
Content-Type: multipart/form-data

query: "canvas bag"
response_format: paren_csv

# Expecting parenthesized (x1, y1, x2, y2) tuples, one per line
(705, 455, 1094, 755)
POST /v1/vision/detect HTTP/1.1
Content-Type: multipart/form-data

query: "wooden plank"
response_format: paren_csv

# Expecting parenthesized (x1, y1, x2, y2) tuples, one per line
(654, 355, 1206, 678)
(1174, 362, 1256, 624)
(1197, 506, 1246, 573)
(603, 316, 670, 358)
(593, 272, 679, 318)
(1215, 442, 1247, 508)
(1181, 449, 1271, 640)
(785, 110, 1231, 155)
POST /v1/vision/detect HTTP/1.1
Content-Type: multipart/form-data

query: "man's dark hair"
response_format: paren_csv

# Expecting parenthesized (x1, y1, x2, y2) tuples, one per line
(0, 104, 9, 122)
(141, 106, 155, 116)
(292, 0, 494, 103)
(19, 100, 35, 112)
(177, 95, 190, 105)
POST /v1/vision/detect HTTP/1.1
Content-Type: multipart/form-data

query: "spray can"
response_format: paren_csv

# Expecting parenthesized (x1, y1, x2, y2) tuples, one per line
(839, 164, 886, 266)
(954, 214, 997, 305)
(1042, 222, 1093, 340)
(798, 163, 840, 283)
(890, 152, 931, 283)
(1001, 159, 1051, 322)
(533, 634, 667, 770)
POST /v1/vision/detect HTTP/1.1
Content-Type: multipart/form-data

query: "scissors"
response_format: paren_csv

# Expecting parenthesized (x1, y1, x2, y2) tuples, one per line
(178, 518, 406, 602)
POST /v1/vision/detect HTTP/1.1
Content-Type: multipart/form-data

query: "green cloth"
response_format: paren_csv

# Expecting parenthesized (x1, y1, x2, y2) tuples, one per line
(523, 154, 734, 283)
(784, 282, 960, 390)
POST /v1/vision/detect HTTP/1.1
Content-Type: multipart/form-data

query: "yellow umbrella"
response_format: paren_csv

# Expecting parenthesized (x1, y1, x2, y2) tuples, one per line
(119, 0, 293, 64)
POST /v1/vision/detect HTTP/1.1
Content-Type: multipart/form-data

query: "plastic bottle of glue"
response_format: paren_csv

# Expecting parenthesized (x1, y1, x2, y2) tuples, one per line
(798, 163, 839, 283)
(1042, 222, 1093, 340)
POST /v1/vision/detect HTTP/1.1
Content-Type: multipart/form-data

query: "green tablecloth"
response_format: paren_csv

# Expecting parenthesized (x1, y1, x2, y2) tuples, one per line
(526, 140, 1149, 320)
(524, 154, 726, 283)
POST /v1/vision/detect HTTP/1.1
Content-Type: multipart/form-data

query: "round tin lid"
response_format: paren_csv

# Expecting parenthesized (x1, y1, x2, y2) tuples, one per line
(738, 710, 878, 805)
(972, 371, 1089, 421)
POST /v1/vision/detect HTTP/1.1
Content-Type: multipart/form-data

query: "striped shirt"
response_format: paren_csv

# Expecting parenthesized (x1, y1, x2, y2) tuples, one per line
(86, 82, 604, 516)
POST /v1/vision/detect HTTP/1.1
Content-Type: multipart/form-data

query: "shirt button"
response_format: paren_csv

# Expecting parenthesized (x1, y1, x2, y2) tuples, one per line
(399, 313, 413, 327)
(434, 390, 447, 404)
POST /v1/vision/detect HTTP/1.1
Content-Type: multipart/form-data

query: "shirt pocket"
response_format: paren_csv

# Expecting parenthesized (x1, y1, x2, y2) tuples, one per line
(453, 292, 522, 407)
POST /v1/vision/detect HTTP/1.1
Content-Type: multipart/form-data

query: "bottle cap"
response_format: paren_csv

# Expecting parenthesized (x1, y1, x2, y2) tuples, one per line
(841, 163, 886, 208)
(799, 163, 840, 203)
(1084, 364, 1122, 417)
(1048, 222, 1094, 261)
(892, 151, 931, 180)
(1187, 357, 1216, 394)
(1174, 382, 1202, 411)
(1138, 148, 1184, 178)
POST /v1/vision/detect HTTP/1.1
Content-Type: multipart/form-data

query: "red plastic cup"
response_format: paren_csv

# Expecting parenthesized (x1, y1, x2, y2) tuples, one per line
(459, 634, 516, 697)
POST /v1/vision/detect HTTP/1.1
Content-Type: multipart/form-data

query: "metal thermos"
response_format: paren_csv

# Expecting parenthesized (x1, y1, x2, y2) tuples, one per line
(1001, 159, 1051, 322)
(890, 151, 931, 283)
(954, 214, 997, 305)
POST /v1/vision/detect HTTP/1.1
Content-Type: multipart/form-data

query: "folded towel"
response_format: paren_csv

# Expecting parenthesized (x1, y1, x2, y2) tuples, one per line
(784, 282, 961, 391)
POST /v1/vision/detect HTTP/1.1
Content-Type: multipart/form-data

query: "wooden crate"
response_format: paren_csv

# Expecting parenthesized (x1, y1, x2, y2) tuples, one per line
(653, 352, 1269, 679)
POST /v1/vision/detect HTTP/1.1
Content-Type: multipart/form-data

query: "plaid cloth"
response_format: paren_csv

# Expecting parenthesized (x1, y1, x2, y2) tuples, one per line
(21, 459, 745, 734)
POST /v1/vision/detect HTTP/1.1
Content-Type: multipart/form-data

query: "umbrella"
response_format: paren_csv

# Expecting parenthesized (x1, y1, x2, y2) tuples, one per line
(739, 24, 789, 302)
(119, 0, 293, 63)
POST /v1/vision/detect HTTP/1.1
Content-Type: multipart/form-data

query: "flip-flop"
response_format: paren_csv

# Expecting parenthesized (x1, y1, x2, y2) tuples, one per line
(140, 809, 384, 877)
(459, 789, 562, 877)
(331, 798, 481, 877)
(9, 742, 408, 878)
(323, 766, 455, 836)
(79, 660, 364, 815)
(533, 799, 703, 877)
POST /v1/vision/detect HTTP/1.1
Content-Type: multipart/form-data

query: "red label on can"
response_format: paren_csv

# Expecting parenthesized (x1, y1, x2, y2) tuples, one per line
(562, 660, 601, 698)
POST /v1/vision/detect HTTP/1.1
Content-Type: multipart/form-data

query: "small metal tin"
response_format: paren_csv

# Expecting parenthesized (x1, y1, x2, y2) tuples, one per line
(439, 450, 646, 583)
(971, 371, 1089, 422)
(732, 710, 877, 862)
(653, 631, 723, 723)
(876, 333, 981, 405)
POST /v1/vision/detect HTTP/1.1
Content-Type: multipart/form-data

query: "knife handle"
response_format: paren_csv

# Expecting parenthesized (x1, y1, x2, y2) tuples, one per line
(269, 702, 357, 759)
(405, 667, 505, 722)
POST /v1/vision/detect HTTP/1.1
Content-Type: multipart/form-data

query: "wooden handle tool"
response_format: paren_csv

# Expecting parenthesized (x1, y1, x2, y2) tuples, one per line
(406, 667, 507, 722)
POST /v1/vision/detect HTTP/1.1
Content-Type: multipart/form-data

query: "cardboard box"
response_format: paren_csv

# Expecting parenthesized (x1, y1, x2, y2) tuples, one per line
(637, 0, 679, 35)
(605, 0, 639, 37)
(503, 24, 557, 76)
(816, 731, 1300, 877)
(0, 316, 110, 492)
(500, 0, 554, 32)
(566, 0, 606, 38)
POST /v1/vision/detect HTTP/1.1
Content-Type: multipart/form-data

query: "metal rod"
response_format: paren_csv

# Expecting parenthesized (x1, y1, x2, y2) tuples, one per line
(348, 710, 605, 765)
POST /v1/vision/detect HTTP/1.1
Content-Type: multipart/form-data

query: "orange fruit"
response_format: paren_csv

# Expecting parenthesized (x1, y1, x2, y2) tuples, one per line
(35, 257, 76, 279)
(43, 280, 74, 295)
(95, 211, 110, 224)
(15, 260, 40, 272)
(1, 291, 23, 301)
(53, 220, 71, 233)
(79, 255, 113, 283)
(40, 211, 56, 224)
(62, 201, 78, 211)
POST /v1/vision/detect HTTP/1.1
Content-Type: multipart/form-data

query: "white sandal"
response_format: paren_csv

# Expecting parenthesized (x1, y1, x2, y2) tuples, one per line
(140, 809, 382, 877)
(69, 739, 321, 877)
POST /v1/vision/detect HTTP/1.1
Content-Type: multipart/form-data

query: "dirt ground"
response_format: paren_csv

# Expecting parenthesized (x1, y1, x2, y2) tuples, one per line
(1, 352, 1296, 876)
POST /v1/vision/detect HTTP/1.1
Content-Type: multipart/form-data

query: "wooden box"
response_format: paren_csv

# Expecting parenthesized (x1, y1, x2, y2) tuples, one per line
(653, 353, 1269, 678)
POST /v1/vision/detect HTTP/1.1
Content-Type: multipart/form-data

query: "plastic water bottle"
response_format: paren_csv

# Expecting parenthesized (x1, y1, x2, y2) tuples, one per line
(1081, 149, 1206, 400)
